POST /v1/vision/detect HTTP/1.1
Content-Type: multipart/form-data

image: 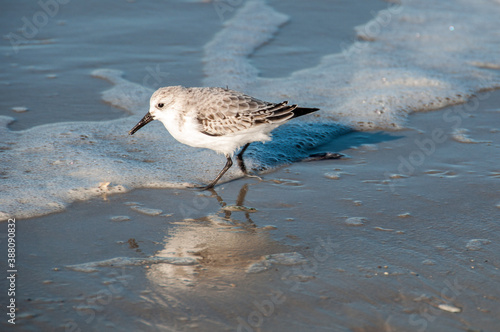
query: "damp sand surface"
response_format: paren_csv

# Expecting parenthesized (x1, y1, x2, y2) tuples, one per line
(1, 0, 500, 331)
(6, 92, 500, 331)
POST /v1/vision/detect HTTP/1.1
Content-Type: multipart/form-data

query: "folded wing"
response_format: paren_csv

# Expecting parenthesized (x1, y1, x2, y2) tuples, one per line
(196, 88, 317, 137)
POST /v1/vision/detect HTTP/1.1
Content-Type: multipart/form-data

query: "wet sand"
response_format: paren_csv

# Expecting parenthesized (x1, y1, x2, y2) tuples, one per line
(4, 91, 499, 331)
(1, 0, 500, 331)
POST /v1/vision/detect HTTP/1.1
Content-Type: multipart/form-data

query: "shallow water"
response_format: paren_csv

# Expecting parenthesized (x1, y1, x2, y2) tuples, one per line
(7, 91, 500, 331)
(1, 0, 500, 331)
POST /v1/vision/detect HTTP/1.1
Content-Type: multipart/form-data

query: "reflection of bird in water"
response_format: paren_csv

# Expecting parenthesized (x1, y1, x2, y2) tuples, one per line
(145, 183, 287, 290)
(209, 184, 257, 230)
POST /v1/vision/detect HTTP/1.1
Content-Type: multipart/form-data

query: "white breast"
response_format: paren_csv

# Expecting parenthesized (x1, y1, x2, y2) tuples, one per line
(156, 111, 275, 156)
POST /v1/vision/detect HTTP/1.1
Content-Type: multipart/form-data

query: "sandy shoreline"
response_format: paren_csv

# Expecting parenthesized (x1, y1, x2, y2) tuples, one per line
(4, 90, 499, 331)
(1, 0, 499, 331)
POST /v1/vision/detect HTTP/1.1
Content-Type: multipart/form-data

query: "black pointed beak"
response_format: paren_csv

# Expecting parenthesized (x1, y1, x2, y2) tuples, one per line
(129, 112, 154, 135)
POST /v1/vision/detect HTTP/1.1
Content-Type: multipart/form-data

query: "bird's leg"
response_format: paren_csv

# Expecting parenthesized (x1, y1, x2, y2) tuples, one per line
(236, 143, 250, 175)
(199, 155, 233, 190)
(237, 143, 262, 180)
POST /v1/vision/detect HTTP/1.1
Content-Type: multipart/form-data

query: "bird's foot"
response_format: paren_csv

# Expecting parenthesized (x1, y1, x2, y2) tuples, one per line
(188, 183, 216, 191)
(240, 168, 263, 181)
(244, 173, 263, 182)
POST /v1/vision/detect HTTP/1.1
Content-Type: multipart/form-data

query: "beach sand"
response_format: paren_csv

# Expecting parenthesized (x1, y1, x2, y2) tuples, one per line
(1, 0, 499, 331)
(8, 90, 500, 331)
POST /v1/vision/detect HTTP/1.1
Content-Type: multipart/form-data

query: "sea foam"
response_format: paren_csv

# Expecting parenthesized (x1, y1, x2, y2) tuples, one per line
(1, 0, 499, 220)
(204, 0, 500, 130)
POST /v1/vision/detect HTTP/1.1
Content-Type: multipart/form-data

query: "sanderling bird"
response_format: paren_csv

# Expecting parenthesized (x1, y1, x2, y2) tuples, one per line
(129, 86, 319, 189)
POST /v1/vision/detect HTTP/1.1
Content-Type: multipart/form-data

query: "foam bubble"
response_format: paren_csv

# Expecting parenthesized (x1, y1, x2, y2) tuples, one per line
(466, 239, 491, 251)
(345, 217, 368, 226)
(246, 252, 307, 273)
(66, 256, 200, 273)
(11, 107, 29, 113)
(129, 206, 163, 216)
(451, 128, 491, 144)
(438, 304, 462, 313)
(324, 172, 341, 180)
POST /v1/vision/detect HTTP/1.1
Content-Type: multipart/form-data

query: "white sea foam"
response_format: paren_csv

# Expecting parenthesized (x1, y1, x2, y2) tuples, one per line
(1, 0, 500, 220)
(205, 0, 500, 130)
(66, 256, 200, 273)
(246, 252, 308, 273)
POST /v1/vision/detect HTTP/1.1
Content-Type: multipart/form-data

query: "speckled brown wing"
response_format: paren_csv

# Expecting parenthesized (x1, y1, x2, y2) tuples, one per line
(194, 88, 298, 137)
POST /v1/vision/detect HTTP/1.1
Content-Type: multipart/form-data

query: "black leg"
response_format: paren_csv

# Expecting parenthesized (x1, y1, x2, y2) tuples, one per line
(236, 143, 250, 175)
(236, 143, 263, 181)
(236, 183, 249, 206)
(200, 154, 233, 190)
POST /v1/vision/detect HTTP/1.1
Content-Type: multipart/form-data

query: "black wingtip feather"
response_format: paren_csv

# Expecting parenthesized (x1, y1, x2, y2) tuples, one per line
(291, 107, 320, 119)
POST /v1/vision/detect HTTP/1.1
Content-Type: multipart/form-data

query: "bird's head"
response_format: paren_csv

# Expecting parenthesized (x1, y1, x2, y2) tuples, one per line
(129, 86, 184, 135)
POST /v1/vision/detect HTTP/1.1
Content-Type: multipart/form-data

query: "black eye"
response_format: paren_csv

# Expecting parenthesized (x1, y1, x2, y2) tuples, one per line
(157, 103, 164, 108)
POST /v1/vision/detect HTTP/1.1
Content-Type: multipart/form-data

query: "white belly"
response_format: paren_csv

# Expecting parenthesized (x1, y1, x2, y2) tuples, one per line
(159, 113, 275, 156)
